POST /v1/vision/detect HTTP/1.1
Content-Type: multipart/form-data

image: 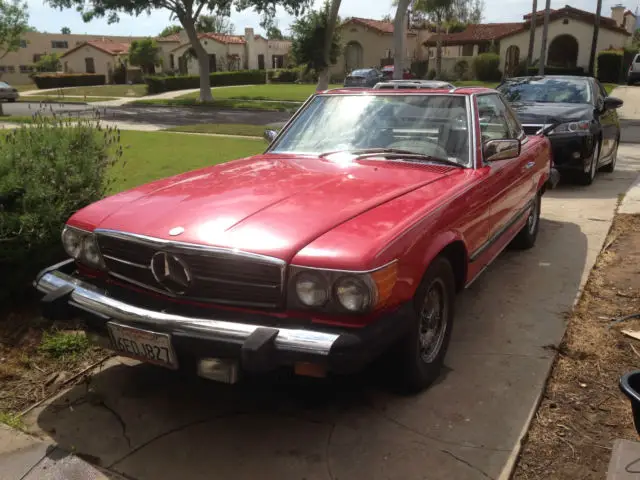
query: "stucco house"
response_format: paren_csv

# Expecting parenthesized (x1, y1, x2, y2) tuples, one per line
(424, 5, 635, 77)
(0, 32, 143, 84)
(60, 39, 143, 83)
(160, 28, 292, 76)
(330, 17, 432, 77)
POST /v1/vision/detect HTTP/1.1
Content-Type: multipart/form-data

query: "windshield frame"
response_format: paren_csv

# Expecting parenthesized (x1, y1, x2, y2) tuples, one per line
(264, 91, 476, 169)
(497, 76, 593, 105)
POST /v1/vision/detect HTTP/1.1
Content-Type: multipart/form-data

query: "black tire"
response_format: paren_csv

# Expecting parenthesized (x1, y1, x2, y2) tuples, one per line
(600, 139, 618, 173)
(511, 193, 541, 250)
(394, 256, 455, 393)
(578, 138, 600, 186)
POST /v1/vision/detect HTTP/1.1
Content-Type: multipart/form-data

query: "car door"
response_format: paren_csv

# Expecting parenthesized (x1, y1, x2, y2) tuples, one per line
(476, 93, 531, 247)
(594, 79, 617, 162)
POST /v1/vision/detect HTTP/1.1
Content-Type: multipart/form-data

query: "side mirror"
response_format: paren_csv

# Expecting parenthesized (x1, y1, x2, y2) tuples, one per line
(603, 96, 623, 110)
(483, 139, 521, 162)
(264, 129, 278, 144)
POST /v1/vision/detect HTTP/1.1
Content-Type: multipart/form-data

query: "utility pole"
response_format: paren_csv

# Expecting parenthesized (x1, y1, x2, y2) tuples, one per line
(538, 0, 551, 75)
(526, 0, 537, 70)
(588, 0, 602, 76)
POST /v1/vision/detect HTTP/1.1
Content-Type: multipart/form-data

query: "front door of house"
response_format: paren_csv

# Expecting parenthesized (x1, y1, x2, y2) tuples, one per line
(258, 54, 265, 70)
(209, 54, 217, 73)
(85, 57, 95, 73)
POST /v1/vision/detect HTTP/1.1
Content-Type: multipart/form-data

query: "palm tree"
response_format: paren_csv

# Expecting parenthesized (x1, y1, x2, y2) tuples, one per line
(588, 0, 602, 75)
(537, 0, 551, 75)
(526, 0, 537, 70)
(393, 0, 413, 79)
(317, 0, 342, 90)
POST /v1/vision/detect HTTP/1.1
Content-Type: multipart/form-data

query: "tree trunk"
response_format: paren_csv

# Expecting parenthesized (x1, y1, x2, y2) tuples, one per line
(537, 0, 551, 75)
(317, 0, 342, 91)
(588, 0, 602, 76)
(182, 17, 213, 102)
(393, 0, 411, 80)
(436, 22, 443, 78)
(526, 0, 537, 70)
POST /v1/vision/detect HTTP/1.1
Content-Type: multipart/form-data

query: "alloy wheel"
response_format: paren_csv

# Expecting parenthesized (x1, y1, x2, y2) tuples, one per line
(418, 278, 449, 364)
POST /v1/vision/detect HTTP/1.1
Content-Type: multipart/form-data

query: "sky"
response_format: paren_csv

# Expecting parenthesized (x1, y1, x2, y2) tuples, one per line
(26, 0, 637, 37)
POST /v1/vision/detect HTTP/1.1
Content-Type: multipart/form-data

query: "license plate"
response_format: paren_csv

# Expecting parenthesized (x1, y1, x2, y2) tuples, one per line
(107, 322, 178, 369)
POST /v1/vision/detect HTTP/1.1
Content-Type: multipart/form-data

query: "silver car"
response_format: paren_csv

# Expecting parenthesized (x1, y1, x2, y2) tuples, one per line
(0, 81, 19, 102)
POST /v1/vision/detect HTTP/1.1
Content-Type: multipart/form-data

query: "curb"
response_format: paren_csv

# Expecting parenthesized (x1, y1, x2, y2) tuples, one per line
(619, 173, 640, 214)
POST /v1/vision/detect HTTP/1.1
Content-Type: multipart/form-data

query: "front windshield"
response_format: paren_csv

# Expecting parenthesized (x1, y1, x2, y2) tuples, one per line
(270, 94, 470, 166)
(498, 77, 591, 104)
(351, 69, 371, 76)
(0, 82, 10, 88)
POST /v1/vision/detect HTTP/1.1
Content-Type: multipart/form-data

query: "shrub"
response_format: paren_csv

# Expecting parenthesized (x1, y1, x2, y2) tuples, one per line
(411, 60, 429, 79)
(268, 68, 300, 83)
(0, 111, 122, 305)
(453, 60, 470, 80)
(427, 69, 436, 80)
(144, 69, 267, 94)
(474, 53, 501, 81)
(597, 50, 624, 83)
(32, 73, 106, 89)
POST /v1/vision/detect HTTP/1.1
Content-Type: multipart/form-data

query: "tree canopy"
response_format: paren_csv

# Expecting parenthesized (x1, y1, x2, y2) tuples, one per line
(196, 14, 234, 33)
(61, 26, 71, 33)
(159, 24, 182, 37)
(128, 38, 160, 74)
(35, 52, 61, 72)
(290, 3, 340, 73)
(266, 24, 285, 39)
(0, 0, 28, 61)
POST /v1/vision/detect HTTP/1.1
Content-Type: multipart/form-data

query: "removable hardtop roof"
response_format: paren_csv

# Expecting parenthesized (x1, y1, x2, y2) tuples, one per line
(374, 80, 455, 90)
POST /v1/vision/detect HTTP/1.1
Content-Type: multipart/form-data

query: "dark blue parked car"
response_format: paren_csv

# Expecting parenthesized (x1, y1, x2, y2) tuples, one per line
(344, 68, 383, 88)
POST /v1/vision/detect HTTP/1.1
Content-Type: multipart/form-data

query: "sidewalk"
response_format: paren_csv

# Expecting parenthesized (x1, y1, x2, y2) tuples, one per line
(0, 424, 121, 480)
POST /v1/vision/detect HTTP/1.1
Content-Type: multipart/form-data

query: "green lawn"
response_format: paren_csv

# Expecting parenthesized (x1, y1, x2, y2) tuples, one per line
(111, 131, 265, 192)
(177, 83, 342, 102)
(19, 95, 114, 103)
(166, 123, 270, 137)
(51, 84, 148, 97)
(453, 80, 500, 89)
(12, 84, 36, 92)
(0, 115, 37, 124)
(132, 97, 300, 112)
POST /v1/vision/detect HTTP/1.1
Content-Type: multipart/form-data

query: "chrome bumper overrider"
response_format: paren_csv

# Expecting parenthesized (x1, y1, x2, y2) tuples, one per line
(35, 268, 341, 356)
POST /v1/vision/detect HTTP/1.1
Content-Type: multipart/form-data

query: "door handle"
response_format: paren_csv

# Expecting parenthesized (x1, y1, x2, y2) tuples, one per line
(524, 161, 535, 170)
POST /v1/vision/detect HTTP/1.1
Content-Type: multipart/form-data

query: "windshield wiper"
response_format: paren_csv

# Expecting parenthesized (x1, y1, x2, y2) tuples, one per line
(319, 148, 463, 168)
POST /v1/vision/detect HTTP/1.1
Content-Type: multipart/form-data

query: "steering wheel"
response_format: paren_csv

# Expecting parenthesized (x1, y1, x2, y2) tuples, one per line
(387, 138, 449, 160)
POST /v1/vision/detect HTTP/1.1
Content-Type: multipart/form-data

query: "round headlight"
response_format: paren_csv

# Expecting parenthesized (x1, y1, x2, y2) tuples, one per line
(334, 276, 372, 312)
(295, 272, 329, 307)
(81, 235, 104, 268)
(61, 226, 83, 259)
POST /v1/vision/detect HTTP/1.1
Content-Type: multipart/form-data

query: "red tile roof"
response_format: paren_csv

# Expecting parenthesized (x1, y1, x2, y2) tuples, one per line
(523, 5, 630, 34)
(342, 17, 417, 36)
(624, 9, 635, 16)
(424, 23, 525, 45)
(156, 34, 181, 42)
(61, 39, 130, 58)
(199, 32, 246, 44)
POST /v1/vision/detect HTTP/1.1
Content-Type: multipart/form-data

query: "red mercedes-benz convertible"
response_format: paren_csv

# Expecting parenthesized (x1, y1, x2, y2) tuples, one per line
(35, 85, 557, 392)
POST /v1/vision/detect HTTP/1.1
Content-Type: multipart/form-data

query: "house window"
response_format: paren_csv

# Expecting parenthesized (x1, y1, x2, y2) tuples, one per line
(462, 44, 474, 56)
(51, 40, 69, 49)
(19, 65, 33, 73)
(0, 66, 6, 73)
(19, 40, 27, 48)
(272, 54, 285, 68)
(85, 57, 96, 73)
(169, 54, 175, 69)
(33, 54, 42, 63)
(563, 18, 569, 25)
(6, 65, 15, 73)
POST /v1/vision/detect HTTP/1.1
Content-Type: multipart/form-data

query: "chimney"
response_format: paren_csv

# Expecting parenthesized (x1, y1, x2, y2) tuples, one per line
(245, 27, 256, 70)
(611, 4, 625, 27)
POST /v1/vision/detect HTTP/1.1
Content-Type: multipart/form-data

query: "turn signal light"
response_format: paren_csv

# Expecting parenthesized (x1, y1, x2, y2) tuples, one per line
(372, 262, 399, 308)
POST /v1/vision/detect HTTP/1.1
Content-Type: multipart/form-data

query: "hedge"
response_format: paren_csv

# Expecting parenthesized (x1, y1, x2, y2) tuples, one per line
(267, 68, 300, 83)
(526, 66, 585, 76)
(596, 51, 623, 83)
(474, 53, 501, 81)
(145, 69, 267, 94)
(33, 73, 106, 89)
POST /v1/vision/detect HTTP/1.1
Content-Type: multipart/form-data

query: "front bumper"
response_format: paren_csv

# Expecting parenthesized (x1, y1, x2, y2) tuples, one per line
(35, 260, 414, 377)
(549, 133, 595, 172)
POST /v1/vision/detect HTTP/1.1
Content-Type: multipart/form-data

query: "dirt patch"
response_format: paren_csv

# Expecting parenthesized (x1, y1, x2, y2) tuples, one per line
(0, 307, 109, 421)
(514, 214, 640, 479)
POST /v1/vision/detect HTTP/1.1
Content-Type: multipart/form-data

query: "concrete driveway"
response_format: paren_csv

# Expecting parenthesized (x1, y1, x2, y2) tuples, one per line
(22, 151, 640, 480)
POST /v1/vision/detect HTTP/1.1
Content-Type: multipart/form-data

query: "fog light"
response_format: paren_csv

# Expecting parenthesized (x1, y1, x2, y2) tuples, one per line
(572, 151, 581, 159)
(197, 358, 239, 384)
(294, 362, 327, 378)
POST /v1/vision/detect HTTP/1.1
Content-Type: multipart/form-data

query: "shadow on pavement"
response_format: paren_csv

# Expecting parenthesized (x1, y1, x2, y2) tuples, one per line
(29, 214, 592, 480)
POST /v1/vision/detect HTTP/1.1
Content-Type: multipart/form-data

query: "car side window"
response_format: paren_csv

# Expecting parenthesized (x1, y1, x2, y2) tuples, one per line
(476, 94, 513, 142)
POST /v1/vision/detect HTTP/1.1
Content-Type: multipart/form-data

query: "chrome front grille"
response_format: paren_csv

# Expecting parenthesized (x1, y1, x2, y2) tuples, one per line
(96, 230, 285, 308)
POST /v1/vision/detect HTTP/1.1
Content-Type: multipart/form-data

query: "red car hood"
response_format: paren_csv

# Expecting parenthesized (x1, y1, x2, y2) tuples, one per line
(70, 154, 455, 261)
